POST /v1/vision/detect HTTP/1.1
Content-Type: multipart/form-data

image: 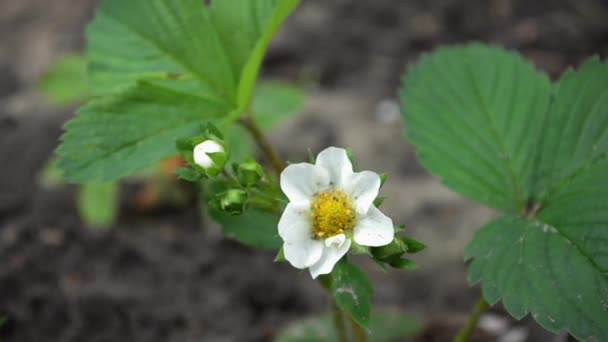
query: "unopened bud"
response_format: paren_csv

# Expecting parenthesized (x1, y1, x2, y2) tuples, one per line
(193, 140, 227, 176)
(218, 189, 248, 215)
(237, 159, 264, 187)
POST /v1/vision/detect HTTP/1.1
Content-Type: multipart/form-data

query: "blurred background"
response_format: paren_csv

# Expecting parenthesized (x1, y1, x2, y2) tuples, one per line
(0, 0, 607, 341)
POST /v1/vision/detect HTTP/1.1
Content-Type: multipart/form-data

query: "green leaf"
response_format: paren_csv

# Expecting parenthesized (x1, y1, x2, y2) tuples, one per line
(532, 57, 608, 202)
(209, 207, 281, 250)
(252, 81, 306, 128)
(275, 309, 421, 342)
(403, 45, 608, 339)
(401, 43, 552, 213)
(57, 78, 231, 182)
(466, 215, 608, 341)
(39, 54, 88, 105)
(87, 0, 235, 98)
(331, 259, 373, 328)
(78, 182, 119, 228)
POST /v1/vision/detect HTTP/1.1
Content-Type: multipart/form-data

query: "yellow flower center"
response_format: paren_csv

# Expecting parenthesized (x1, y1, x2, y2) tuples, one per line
(311, 190, 355, 239)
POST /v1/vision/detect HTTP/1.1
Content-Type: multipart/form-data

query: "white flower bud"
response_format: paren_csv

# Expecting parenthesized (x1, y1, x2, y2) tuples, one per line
(193, 140, 224, 169)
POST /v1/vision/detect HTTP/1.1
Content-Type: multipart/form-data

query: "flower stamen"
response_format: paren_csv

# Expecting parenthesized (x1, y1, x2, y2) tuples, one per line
(311, 190, 355, 239)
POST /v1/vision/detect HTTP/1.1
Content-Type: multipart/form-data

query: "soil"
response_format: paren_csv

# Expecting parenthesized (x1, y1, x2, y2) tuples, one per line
(0, 0, 606, 341)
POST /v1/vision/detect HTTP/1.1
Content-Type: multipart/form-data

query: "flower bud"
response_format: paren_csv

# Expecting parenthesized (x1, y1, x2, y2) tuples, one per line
(218, 189, 248, 215)
(237, 159, 264, 187)
(193, 140, 226, 176)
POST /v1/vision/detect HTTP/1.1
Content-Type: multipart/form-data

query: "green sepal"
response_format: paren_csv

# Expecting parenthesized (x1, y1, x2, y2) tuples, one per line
(274, 247, 286, 262)
(345, 147, 359, 172)
(200, 122, 224, 141)
(216, 189, 249, 215)
(388, 257, 417, 270)
(307, 148, 316, 164)
(349, 241, 371, 256)
(205, 151, 228, 177)
(379, 173, 388, 187)
(373, 196, 386, 208)
(174, 167, 201, 182)
(370, 238, 406, 261)
(401, 236, 426, 254)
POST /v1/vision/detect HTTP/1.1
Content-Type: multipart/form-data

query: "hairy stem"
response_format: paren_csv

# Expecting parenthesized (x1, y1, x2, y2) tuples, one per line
(239, 116, 285, 175)
(454, 296, 489, 342)
(331, 297, 348, 342)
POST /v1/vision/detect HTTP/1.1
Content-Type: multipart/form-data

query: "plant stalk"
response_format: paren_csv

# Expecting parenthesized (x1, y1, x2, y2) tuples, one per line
(454, 296, 489, 342)
(239, 116, 285, 175)
(330, 296, 348, 342)
(348, 314, 368, 342)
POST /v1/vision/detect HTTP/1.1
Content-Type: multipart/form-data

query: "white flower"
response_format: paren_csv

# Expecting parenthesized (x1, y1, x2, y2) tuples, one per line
(193, 140, 224, 169)
(278, 147, 394, 278)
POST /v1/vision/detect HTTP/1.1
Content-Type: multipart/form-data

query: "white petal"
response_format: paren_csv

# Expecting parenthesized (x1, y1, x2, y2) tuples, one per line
(315, 147, 353, 188)
(278, 201, 312, 243)
(193, 140, 224, 169)
(353, 206, 394, 247)
(280, 163, 330, 202)
(284, 239, 324, 269)
(343, 171, 381, 215)
(324, 233, 347, 248)
(308, 238, 352, 279)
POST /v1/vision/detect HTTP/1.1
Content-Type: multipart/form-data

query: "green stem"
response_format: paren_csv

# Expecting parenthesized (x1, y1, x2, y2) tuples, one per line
(330, 296, 348, 342)
(239, 116, 285, 175)
(454, 296, 489, 342)
(348, 315, 367, 342)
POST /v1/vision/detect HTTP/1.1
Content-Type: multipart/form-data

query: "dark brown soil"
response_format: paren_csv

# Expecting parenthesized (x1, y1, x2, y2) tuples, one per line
(0, 0, 606, 341)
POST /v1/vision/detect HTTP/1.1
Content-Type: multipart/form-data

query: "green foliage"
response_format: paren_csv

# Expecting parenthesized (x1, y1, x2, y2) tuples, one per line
(330, 259, 373, 328)
(208, 207, 281, 250)
(401, 43, 608, 340)
(57, 79, 230, 181)
(78, 182, 119, 229)
(275, 309, 421, 342)
(58, 0, 299, 182)
(39, 54, 88, 105)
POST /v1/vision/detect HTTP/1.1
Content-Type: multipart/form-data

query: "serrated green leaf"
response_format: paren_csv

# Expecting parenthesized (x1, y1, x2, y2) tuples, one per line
(39, 54, 88, 105)
(403, 45, 608, 340)
(401, 43, 552, 213)
(209, 207, 281, 250)
(331, 259, 373, 328)
(532, 57, 608, 202)
(466, 215, 608, 341)
(57, 78, 230, 182)
(78, 182, 119, 228)
(87, 0, 235, 98)
(275, 309, 421, 342)
(252, 81, 305, 128)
